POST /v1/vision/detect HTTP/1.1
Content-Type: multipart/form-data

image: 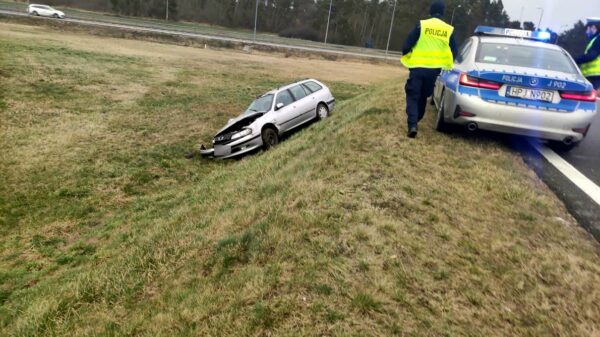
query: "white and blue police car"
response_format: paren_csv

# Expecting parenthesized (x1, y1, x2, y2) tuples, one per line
(432, 26, 597, 150)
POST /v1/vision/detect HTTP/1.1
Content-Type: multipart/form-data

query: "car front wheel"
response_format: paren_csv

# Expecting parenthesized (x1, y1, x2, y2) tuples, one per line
(52, 13, 59, 18)
(261, 127, 279, 150)
(32, 11, 38, 16)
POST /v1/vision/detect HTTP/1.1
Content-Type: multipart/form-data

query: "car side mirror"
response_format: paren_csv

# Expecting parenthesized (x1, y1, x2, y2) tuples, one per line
(275, 102, 284, 110)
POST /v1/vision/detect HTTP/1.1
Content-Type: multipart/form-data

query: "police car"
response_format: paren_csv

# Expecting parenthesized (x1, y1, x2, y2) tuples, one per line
(432, 26, 597, 149)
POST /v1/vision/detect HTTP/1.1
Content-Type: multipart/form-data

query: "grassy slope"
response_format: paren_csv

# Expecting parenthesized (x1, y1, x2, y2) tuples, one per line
(1, 24, 600, 337)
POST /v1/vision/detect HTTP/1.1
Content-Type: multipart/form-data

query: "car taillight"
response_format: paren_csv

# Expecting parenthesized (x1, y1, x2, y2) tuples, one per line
(559, 90, 597, 102)
(457, 111, 476, 117)
(459, 73, 502, 90)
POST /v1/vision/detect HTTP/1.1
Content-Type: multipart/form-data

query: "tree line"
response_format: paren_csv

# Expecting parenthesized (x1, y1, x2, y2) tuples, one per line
(30, 0, 588, 55)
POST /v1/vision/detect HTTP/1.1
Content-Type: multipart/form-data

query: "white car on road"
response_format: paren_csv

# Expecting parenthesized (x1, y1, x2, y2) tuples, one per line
(28, 4, 65, 19)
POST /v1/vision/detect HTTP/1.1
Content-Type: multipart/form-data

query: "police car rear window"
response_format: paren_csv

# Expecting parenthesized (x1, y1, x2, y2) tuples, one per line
(476, 43, 577, 74)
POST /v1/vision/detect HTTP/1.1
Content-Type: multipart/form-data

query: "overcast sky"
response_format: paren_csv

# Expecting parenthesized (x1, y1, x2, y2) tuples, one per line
(502, 0, 600, 32)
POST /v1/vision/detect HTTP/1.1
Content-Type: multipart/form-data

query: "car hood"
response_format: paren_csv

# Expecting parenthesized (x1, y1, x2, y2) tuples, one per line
(215, 112, 264, 137)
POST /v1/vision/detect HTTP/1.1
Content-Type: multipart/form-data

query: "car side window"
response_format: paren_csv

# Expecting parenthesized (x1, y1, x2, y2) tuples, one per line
(289, 85, 307, 101)
(301, 84, 313, 96)
(304, 81, 322, 93)
(455, 40, 473, 64)
(276, 90, 294, 107)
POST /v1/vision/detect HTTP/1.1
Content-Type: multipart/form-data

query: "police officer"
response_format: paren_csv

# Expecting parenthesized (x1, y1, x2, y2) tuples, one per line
(576, 18, 600, 90)
(401, 1, 457, 138)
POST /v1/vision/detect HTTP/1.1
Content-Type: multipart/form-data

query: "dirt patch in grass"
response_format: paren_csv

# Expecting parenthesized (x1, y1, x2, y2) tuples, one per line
(1, 21, 600, 337)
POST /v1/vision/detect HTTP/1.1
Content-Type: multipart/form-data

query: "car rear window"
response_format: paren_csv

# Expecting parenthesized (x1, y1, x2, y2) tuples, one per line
(476, 43, 577, 74)
(304, 81, 322, 93)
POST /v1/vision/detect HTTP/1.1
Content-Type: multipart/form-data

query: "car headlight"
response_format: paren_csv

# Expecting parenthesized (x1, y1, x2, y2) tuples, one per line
(231, 128, 252, 141)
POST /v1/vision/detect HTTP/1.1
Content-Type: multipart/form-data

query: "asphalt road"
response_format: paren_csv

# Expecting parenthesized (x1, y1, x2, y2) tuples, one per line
(0, 8, 402, 61)
(524, 102, 600, 241)
(554, 109, 600, 184)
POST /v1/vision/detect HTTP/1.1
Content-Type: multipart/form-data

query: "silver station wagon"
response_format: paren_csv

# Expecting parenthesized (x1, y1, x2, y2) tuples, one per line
(200, 79, 335, 159)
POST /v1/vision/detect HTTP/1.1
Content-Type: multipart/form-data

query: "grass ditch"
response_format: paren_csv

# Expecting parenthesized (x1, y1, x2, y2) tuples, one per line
(1, 23, 600, 337)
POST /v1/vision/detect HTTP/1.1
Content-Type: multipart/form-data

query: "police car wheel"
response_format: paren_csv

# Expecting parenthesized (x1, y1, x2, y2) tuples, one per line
(434, 91, 449, 132)
(261, 127, 279, 150)
(549, 140, 577, 152)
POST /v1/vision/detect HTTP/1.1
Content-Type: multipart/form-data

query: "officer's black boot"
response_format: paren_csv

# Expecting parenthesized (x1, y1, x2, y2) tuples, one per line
(407, 126, 418, 138)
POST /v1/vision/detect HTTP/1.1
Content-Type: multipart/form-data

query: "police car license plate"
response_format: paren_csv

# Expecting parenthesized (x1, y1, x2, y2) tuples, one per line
(506, 86, 554, 102)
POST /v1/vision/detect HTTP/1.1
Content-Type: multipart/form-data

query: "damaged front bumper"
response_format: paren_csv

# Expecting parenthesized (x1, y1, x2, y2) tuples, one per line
(200, 133, 263, 159)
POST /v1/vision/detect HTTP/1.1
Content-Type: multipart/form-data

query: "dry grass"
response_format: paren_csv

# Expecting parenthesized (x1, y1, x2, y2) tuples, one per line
(2, 22, 600, 337)
(0, 22, 403, 84)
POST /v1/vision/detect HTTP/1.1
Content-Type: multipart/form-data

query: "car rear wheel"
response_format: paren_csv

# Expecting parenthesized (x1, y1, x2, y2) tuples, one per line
(434, 91, 449, 132)
(261, 127, 279, 150)
(316, 103, 329, 120)
(549, 140, 577, 152)
(32, 11, 38, 16)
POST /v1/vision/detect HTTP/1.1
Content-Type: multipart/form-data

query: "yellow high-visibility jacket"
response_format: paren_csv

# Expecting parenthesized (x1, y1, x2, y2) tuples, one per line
(401, 18, 454, 70)
(581, 36, 600, 77)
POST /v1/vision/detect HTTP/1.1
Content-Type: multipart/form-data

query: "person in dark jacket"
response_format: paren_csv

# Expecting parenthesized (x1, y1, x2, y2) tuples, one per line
(400, 1, 458, 138)
(575, 18, 600, 90)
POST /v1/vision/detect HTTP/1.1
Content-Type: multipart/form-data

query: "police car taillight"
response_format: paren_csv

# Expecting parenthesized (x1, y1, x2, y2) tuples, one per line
(559, 90, 597, 102)
(459, 73, 502, 90)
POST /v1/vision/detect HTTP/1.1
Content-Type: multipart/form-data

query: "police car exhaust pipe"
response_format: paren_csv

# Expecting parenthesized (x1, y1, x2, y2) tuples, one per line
(467, 122, 478, 132)
(563, 137, 574, 146)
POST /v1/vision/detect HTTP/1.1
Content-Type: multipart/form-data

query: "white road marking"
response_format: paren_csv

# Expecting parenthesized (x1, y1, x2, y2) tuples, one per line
(530, 141, 600, 206)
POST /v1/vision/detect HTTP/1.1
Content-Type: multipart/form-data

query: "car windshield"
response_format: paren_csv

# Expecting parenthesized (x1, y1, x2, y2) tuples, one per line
(476, 43, 577, 74)
(244, 94, 273, 115)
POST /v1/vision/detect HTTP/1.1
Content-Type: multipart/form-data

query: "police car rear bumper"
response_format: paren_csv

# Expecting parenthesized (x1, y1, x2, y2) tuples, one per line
(450, 93, 597, 142)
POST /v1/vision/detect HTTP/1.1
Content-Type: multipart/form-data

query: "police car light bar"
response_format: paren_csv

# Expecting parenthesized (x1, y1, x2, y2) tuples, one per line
(474, 26, 552, 42)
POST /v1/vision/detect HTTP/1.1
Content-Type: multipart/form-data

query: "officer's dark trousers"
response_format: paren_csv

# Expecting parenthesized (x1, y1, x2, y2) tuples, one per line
(588, 76, 600, 90)
(405, 68, 441, 129)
